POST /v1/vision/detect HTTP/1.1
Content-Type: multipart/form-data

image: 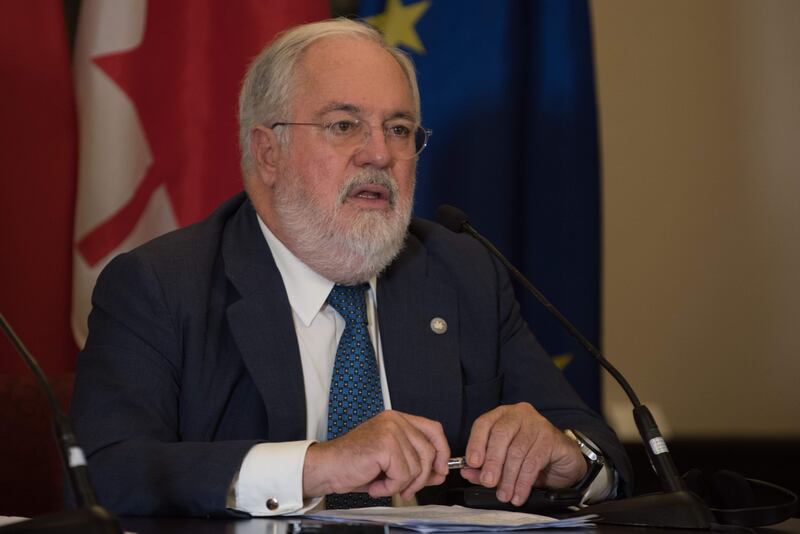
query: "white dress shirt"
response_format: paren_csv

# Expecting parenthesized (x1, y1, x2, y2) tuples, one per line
(232, 216, 392, 515)
(231, 215, 613, 514)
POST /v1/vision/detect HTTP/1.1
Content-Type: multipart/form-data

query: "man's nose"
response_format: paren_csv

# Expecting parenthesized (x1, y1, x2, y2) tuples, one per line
(352, 127, 391, 167)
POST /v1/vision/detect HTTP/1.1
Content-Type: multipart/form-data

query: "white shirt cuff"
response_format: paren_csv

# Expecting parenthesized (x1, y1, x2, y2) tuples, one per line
(581, 463, 616, 504)
(231, 440, 322, 515)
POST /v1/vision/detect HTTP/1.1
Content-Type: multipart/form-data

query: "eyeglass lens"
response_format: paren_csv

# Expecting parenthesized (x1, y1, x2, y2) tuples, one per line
(325, 123, 428, 160)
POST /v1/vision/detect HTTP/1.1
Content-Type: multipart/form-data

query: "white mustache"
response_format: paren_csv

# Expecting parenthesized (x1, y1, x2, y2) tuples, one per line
(338, 172, 398, 207)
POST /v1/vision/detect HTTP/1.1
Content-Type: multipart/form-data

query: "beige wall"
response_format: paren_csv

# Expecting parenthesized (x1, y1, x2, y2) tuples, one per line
(592, 0, 800, 439)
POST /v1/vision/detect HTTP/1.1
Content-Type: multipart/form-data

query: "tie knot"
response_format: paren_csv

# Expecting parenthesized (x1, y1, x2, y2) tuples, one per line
(327, 283, 369, 322)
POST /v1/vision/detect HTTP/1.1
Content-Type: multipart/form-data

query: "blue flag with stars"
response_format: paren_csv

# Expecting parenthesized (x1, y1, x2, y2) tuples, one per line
(360, 0, 604, 412)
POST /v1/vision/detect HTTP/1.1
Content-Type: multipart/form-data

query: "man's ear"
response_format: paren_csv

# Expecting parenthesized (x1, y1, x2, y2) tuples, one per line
(250, 124, 282, 188)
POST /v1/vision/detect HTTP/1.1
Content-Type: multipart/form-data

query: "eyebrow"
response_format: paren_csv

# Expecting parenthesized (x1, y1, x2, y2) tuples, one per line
(387, 111, 417, 122)
(315, 102, 418, 123)
(316, 102, 361, 116)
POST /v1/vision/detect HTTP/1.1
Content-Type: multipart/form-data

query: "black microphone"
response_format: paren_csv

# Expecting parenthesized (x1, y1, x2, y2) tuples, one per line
(0, 314, 121, 534)
(435, 205, 714, 528)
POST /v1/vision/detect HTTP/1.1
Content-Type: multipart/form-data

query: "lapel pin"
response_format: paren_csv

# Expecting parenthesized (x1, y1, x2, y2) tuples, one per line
(430, 317, 447, 335)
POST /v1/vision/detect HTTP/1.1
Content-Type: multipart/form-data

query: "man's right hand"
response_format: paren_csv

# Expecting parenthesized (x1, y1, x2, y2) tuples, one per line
(302, 410, 450, 501)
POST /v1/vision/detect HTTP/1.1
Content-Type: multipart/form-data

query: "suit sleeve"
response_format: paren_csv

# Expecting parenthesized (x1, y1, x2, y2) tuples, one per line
(491, 253, 634, 496)
(70, 251, 257, 517)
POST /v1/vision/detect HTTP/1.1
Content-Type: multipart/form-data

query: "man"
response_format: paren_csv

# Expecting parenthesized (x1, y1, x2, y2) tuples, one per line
(71, 18, 631, 517)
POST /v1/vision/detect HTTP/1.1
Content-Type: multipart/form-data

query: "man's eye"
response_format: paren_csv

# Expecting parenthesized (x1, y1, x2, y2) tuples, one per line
(327, 120, 359, 136)
(387, 124, 411, 138)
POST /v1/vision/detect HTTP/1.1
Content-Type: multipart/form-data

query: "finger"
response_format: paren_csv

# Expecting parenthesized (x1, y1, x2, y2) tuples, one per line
(496, 434, 534, 502)
(480, 415, 520, 488)
(351, 417, 415, 497)
(459, 467, 482, 485)
(387, 415, 433, 499)
(397, 425, 436, 499)
(372, 418, 444, 499)
(465, 408, 504, 468)
(367, 477, 395, 498)
(402, 414, 451, 476)
(375, 420, 420, 497)
(398, 414, 454, 494)
(511, 452, 545, 506)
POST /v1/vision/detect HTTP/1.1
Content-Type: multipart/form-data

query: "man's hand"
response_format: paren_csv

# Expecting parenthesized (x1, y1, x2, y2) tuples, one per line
(460, 403, 587, 506)
(302, 410, 450, 501)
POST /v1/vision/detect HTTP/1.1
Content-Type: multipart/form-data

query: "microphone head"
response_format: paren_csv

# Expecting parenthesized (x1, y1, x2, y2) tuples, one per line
(435, 204, 470, 233)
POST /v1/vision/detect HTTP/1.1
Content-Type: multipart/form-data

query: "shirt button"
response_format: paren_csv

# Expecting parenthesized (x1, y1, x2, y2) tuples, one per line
(266, 497, 279, 511)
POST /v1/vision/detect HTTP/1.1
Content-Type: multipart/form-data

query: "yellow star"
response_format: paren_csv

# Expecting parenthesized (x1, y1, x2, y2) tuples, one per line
(365, 0, 431, 54)
(552, 352, 574, 370)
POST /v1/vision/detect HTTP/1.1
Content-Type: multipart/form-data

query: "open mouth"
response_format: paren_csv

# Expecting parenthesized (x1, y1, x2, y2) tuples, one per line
(347, 184, 392, 204)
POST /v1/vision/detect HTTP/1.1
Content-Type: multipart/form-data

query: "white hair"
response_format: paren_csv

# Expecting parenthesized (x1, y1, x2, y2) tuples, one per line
(238, 18, 421, 175)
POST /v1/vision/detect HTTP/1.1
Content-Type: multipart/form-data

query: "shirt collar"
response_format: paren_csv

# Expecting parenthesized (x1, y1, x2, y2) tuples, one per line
(256, 215, 377, 327)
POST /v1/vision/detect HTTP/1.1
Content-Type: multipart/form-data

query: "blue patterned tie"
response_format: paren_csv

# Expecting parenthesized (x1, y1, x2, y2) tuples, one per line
(325, 283, 391, 509)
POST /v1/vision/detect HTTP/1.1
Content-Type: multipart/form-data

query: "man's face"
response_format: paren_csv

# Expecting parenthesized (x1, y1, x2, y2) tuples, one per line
(268, 36, 418, 283)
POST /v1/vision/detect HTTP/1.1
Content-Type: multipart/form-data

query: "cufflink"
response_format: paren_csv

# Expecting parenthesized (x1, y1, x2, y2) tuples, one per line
(430, 317, 447, 334)
(266, 497, 279, 511)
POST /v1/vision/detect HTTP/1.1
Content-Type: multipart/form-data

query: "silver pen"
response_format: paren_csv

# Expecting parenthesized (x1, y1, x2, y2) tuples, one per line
(447, 456, 467, 469)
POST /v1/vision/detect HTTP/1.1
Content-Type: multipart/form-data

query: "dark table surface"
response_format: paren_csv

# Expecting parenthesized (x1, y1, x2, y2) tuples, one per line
(119, 516, 800, 534)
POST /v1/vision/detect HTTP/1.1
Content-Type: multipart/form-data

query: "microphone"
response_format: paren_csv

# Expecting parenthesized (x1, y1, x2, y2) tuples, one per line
(435, 205, 714, 528)
(0, 314, 121, 534)
(435, 205, 684, 491)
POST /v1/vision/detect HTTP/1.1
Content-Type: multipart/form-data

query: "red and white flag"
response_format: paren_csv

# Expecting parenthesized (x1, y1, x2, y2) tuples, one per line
(0, 1, 78, 375)
(72, 0, 328, 345)
(0, 2, 78, 513)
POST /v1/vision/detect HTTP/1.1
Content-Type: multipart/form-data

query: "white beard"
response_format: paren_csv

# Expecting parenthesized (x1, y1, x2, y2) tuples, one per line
(273, 169, 414, 284)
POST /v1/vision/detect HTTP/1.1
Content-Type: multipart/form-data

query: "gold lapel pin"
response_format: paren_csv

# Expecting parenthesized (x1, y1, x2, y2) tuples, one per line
(430, 317, 447, 334)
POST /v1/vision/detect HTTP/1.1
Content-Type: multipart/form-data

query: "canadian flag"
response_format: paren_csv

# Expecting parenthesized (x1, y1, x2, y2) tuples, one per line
(72, 0, 328, 346)
(0, 1, 77, 376)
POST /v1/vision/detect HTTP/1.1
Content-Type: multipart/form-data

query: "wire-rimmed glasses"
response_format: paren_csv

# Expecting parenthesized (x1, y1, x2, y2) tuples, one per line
(271, 118, 432, 160)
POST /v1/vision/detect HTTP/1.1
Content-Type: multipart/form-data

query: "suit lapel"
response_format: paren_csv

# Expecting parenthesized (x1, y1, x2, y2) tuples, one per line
(378, 235, 463, 443)
(220, 205, 464, 444)
(222, 201, 306, 442)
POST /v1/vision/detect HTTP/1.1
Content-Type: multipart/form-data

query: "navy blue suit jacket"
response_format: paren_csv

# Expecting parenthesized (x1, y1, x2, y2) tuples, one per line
(71, 192, 631, 516)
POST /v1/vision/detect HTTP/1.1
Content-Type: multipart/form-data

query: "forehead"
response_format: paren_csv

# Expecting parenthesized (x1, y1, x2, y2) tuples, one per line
(290, 36, 415, 119)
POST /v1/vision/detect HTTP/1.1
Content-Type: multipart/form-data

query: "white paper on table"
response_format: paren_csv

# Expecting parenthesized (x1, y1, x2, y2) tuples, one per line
(304, 505, 596, 532)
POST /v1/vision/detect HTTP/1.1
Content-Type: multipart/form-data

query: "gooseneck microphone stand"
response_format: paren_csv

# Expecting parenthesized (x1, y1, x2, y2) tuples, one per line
(0, 314, 121, 534)
(435, 205, 714, 529)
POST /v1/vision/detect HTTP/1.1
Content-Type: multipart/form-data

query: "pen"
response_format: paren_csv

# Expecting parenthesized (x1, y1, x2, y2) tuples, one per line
(447, 456, 467, 469)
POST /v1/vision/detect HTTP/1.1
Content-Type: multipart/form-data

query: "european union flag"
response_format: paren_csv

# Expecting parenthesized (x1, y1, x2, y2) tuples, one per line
(361, 0, 604, 411)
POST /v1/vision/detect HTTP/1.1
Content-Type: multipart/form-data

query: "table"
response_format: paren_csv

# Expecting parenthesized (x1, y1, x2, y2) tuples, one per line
(119, 516, 800, 534)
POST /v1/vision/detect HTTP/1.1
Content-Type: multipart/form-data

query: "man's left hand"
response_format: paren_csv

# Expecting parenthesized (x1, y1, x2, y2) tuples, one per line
(460, 402, 587, 506)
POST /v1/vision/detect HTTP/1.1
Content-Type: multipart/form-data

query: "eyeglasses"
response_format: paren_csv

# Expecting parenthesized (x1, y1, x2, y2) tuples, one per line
(270, 118, 432, 160)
